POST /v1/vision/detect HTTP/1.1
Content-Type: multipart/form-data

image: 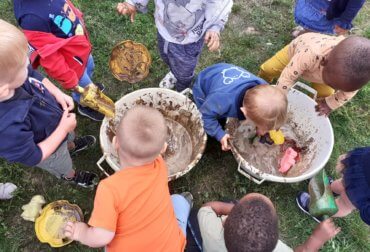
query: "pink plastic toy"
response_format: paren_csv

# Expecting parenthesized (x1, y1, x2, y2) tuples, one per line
(279, 147, 298, 173)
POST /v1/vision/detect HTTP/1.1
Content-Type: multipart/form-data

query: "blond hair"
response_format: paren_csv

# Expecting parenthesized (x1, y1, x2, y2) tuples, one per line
(243, 85, 287, 130)
(0, 19, 28, 84)
(117, 106, 167, 163)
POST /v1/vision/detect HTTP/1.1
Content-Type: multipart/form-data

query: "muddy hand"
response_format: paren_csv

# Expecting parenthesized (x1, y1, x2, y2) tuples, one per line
(205, 30, 220, 52)
(117, 2, 136, 22)
(315, 99, 332, 117)
(220, 134, 232, 151)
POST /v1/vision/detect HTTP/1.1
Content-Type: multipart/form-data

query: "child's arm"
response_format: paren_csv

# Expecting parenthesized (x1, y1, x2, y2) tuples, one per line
(203, 201, 235, 216)
(42, 78, 74, 111)
(322, 90, 358, 112)
(64, 222, 115, 248)
(37, 110, 76, 161)
(294, 218, 340, 252)
(117, 0, 150, 22)
(204, 0, 233, 52)
(276, 49, 317, 92)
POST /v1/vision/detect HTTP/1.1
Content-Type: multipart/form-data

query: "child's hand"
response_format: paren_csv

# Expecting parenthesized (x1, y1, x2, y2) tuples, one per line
(315, 99, 332, 116)
(220, 134, 231, 151)
(60, 110, 77, 133)
(117, 2, 137, 23)
(64, 221, 88, 241)
(313, 218, 341, 244)
(56, 92, 74, 112)
(334, 25, 348, 36)
(205, 31, 220, 52)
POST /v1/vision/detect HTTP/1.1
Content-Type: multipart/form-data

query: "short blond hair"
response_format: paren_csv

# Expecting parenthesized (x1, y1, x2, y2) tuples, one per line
(117, 106, 167, 163)
(243, 85, 287, 130)
(0, 19, 28, 84)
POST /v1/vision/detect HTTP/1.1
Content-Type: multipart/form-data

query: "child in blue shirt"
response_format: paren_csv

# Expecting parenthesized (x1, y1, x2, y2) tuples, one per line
(193, 63, 288, 151)
(0, 19, 97, 187)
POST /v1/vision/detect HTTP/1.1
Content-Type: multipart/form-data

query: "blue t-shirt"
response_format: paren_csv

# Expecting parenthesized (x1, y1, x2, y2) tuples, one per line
(0, 66, 63, 167)
(14, 0, 84, 38)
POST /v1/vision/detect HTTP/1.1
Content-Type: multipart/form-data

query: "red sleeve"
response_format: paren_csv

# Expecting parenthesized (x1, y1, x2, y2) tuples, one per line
(38, 51, 79, 90)
(88, 182, 118, 232)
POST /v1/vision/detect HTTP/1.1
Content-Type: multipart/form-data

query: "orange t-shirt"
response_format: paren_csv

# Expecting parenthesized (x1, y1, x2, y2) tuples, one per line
(88, 156, 186, 252)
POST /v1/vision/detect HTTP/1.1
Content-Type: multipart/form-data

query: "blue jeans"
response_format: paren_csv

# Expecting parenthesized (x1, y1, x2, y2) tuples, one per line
(158, 33, 204, 92)
(72, 54, 95, 103)
(171, 194, 191, 237)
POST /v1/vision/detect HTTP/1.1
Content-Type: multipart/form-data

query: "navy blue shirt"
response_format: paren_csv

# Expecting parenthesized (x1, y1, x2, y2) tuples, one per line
(14, 0, 84, 38)
(0, 66, 63, 166)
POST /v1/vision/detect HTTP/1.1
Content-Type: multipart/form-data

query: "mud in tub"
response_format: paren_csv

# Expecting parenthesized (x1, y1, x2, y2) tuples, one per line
(99, 88, 207, 180)
(226, 83, 334, 184)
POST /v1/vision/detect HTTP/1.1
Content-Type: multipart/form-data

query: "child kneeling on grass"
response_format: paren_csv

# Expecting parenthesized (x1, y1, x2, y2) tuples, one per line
(297, 147, 370, 225)
(0, 19, 97, 188)
(259, 33, 370, 116)
(64, 106, 193, 251)
(193, 63, 288, 151)
(198, 193, 340, 252)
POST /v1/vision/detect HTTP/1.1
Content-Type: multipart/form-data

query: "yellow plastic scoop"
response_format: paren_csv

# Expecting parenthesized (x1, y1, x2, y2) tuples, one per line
(35, 200, 83, 248)
(269, 130, 285, 145)
(75, 85, 115, 118)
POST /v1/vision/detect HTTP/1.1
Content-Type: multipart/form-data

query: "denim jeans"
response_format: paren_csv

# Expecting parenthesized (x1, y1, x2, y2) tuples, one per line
(171, 194, 191, 236)
(72, 54, 95, 103)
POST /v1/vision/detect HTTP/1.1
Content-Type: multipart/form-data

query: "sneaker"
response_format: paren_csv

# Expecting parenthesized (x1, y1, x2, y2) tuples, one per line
(296, 191, 322, 223)
(94, 82, 105, 92)
(63, 170, 99, 188)
(69, 135, 96, 156)
(180, 191, 194, 208)
(0, 183, 17, 200)
(159, 71, 177, 89)
(78, 105, 105, 121)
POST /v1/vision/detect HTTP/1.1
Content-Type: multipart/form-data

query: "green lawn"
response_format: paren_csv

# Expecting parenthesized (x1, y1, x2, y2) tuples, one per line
(1, 0, 370, 251)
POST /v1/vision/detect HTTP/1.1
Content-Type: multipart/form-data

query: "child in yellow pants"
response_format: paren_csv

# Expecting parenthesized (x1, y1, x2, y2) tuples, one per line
(259, 33, 370, 116)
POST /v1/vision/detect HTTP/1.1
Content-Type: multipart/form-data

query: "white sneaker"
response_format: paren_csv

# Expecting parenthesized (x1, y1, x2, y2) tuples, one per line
(0, 183, 17, 200)
(159, 71, 177, 89)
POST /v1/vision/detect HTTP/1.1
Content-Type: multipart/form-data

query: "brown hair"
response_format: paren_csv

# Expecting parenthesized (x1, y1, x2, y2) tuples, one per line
(116, 106, 167, 163)
(224, 197, 279, 252)
(243, 85, 287, 130)
(323, 36, 370, 92)
(0, 19, 28, 84)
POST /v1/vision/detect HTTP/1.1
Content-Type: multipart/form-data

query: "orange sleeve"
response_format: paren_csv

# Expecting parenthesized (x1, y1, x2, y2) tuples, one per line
(325, 90, 358, 110)
(88, 182, 118, 232)
(276, 49, 317, 91)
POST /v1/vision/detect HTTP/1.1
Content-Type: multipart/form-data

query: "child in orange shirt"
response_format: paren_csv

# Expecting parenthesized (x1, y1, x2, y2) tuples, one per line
(64, 106, 192, 251)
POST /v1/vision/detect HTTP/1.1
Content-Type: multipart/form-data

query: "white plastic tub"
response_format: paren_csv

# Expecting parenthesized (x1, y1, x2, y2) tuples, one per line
(227, 82, 334, 184)
(98, 88, 207, 181)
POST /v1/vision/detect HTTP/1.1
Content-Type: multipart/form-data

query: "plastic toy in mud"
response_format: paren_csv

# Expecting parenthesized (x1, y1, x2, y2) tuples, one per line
(279, 147, 297, 173)
(109, 40, 152, 83)
(21, 195, 46, 222)
(226, 82, 334, 184)
(75, 85, 115, 118)
(269, 130, 285, 145)
(35, 200, 83, 248)
(98, 88, 207, 181)
(308, 169, 338, 219)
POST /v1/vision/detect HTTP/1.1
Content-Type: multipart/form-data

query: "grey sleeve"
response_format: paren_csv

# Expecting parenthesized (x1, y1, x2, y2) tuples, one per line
(205, 0, 233, 32)
(126, 0, 150, 13)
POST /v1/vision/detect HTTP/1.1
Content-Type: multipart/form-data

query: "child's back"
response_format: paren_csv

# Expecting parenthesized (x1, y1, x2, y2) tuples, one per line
(89, 155, 185, 251)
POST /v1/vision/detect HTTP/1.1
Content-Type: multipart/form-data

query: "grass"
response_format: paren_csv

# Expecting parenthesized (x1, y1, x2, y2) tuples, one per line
(1, 0, 370, 251)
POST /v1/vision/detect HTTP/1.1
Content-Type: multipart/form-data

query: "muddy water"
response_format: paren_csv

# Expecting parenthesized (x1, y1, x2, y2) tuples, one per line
(163, 118, 193, 175)
(106, 117, 193, 175)
(231, 120, 314, 177)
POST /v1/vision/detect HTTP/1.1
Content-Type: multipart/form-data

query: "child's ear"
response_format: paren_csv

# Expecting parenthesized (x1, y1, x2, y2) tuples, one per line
(160, 142, 168, 155)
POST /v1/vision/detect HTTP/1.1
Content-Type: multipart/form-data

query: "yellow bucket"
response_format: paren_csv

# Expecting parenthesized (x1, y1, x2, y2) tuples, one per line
(35, 200, 83, 248)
